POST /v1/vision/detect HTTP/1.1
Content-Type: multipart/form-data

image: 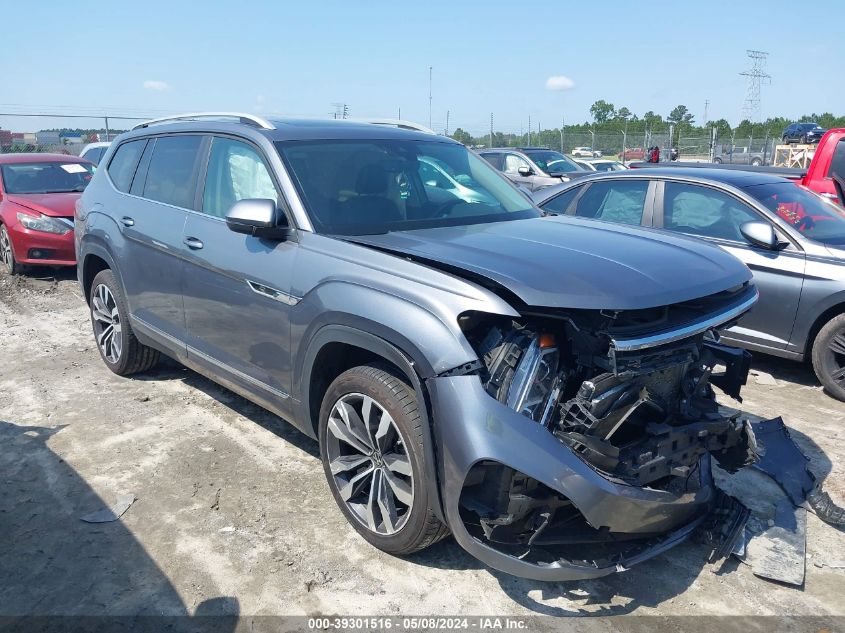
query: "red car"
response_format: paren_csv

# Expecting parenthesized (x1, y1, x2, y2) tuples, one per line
(0, 153, 94, 274)
(620, 147, 644, 161)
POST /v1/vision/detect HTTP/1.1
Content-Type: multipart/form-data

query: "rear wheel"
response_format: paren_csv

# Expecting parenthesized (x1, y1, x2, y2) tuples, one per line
(318, 364, 447, 555)
(751, 158, 762, 166)
(0, 224, 22, 275)
(713, 157, 722, 164)
(89, 269, 159, 375)
(811, 314, 845, 402)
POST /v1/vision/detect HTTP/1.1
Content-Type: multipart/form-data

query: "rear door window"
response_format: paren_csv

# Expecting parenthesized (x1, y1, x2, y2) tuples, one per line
(574, 180, 649, 225)
(142, 135, 203, 208)
(107, 139, 147, 192)
(828, 140, 845, 179)
(480, 153, 503, 170)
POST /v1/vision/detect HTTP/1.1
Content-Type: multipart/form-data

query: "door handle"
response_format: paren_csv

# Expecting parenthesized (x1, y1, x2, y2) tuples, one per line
(121, 216, 135, 227)
(183, 237, 204, 250)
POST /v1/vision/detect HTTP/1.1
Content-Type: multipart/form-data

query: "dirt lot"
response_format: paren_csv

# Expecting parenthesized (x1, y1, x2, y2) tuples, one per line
(1, 268, 844, 625)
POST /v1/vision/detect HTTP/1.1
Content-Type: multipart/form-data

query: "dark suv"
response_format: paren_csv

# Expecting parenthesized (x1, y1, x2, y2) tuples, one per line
(783, 122, 826, 144)
(77, 113, 763, 581)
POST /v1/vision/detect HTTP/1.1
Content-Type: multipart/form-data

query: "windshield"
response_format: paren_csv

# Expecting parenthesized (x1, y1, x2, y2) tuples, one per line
(276, 139, 538, 235)
(1, 162, 94, 194)
(523, 150, 583, 174)
(743, 182, 845, 246)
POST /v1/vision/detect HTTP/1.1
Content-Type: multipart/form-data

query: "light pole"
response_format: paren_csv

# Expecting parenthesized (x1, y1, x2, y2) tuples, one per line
(428, 66, 432, 130)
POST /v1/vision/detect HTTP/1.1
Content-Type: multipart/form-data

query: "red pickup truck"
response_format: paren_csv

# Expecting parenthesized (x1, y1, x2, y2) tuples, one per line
(800, 128, 845, 204)
(630, 128, 845, 205)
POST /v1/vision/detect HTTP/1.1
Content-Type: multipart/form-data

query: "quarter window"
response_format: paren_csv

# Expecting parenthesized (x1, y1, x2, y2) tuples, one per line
(540, 185, 583, 214)
(142, 135, 203, 209)
(663, 182, 760, 241)
(574, 180, 648, 225)
(107, 140, 146, 193)
(202, 137, 277, 218)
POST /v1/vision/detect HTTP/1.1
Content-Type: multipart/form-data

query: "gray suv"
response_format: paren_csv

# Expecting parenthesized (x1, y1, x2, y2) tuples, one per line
(77, 113, 763, 581)
(478, 147, 586, 191)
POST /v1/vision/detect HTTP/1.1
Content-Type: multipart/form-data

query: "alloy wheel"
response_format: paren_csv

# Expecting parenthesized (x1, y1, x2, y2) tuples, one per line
(0, 226, 13, 273)
(825, 329, 845, 387)
(91, 283, 123, 363)
(324, 392, 414, 535)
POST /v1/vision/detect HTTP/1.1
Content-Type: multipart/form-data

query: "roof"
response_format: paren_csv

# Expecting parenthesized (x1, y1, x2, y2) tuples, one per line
(125, 113, 449, 144)
(532, 167, 794, 204)
(624, 167, 791, 186)
(0, 153, 92, 164)
(263, 118, 448, 142)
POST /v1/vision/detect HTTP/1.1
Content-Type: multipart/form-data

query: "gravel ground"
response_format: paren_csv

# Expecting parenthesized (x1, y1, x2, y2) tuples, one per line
(1, 268, 844, 626)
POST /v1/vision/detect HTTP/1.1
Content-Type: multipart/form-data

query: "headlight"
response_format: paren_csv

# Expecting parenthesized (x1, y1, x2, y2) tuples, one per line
(506, 333, 560, 425)
(16, 212, 71, 235)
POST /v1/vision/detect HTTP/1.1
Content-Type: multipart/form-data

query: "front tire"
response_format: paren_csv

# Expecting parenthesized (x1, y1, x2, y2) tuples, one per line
(0, 224, 22, 275)
(89, 269, 159, 375)
(811, 314, 845, 402)
(751, 158, 762, 166)
(318, 364, 447, 555)
(713, 157, 722, 164)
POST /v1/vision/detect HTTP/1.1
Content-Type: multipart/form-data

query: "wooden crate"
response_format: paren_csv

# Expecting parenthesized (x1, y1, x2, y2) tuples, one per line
(772, 144, 816, 169)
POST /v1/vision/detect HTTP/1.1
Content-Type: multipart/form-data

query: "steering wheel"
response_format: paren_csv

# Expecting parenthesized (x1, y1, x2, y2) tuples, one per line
(434, 198, 464, 218)
(796, 215, 816, 231)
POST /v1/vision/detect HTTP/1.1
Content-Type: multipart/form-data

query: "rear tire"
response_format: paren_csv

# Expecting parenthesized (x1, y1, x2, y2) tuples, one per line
(0, 224, 23, 275)
(713, 157, 722, 164)
(318, 364, 448, 555)
(811, 314, 845, 402)
(751, 158, 762, 166)
(89, 269, 159, 375)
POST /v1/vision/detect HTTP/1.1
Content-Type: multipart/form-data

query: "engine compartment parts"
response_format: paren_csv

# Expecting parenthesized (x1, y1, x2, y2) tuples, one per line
(453, 311, 838, 580)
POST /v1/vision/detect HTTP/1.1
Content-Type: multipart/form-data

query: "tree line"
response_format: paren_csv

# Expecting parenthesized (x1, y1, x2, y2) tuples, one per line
(450, 101, 845, 148)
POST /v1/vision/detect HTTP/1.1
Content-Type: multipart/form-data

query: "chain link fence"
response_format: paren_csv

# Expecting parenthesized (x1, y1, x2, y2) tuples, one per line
(0, 113, 145, 156)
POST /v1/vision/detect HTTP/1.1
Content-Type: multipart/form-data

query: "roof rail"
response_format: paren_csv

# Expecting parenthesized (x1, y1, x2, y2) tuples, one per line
(131, 112, 275, 131)
(356, 118, 436, 135)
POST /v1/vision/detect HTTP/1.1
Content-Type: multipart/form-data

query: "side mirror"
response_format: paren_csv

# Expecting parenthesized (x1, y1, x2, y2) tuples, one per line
(517, 165, 532, 177)
(225, 199, 290, 239)
(740, 221, 783, 250)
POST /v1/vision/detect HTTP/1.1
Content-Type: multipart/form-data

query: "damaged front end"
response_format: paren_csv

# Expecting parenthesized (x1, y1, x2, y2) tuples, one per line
(429, 283, 763, 580)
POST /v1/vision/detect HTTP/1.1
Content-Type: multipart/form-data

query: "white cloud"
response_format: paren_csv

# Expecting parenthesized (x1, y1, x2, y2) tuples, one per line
(143, 80, 170, 91)
(545, 75, 575, 91)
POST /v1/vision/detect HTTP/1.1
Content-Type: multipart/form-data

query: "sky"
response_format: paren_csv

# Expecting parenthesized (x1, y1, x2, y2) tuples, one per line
(2, 0, 842, 135)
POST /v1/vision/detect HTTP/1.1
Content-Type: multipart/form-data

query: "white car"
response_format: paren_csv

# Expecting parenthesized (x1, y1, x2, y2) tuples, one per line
(572, 159, 627, 172)
(571, 146, 602, 158)
(79, 142, 111, 166)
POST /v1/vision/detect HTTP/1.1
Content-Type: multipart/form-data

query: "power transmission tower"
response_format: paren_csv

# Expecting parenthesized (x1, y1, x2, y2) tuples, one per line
(331, 102, 349, 119)
(740, 50, 770, 122)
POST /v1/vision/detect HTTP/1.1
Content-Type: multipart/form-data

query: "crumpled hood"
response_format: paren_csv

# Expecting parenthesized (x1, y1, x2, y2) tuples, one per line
(349, 216, 752, 310)
(7, 193, 80, 218)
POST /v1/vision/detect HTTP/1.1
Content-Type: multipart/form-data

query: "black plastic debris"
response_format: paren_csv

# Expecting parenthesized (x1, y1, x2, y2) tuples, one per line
(699, 489, 750, 567)
(806, 485, 845, 527)
(750, 417, 815, 506)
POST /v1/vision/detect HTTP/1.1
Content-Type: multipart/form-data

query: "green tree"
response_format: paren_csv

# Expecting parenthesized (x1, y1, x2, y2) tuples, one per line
(589, 100, 615, 124)
(642, 110, 663, 131)
(616, 107, 632, 121)
(450, 128, 472, 145)
(667, 105, 694, 126)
